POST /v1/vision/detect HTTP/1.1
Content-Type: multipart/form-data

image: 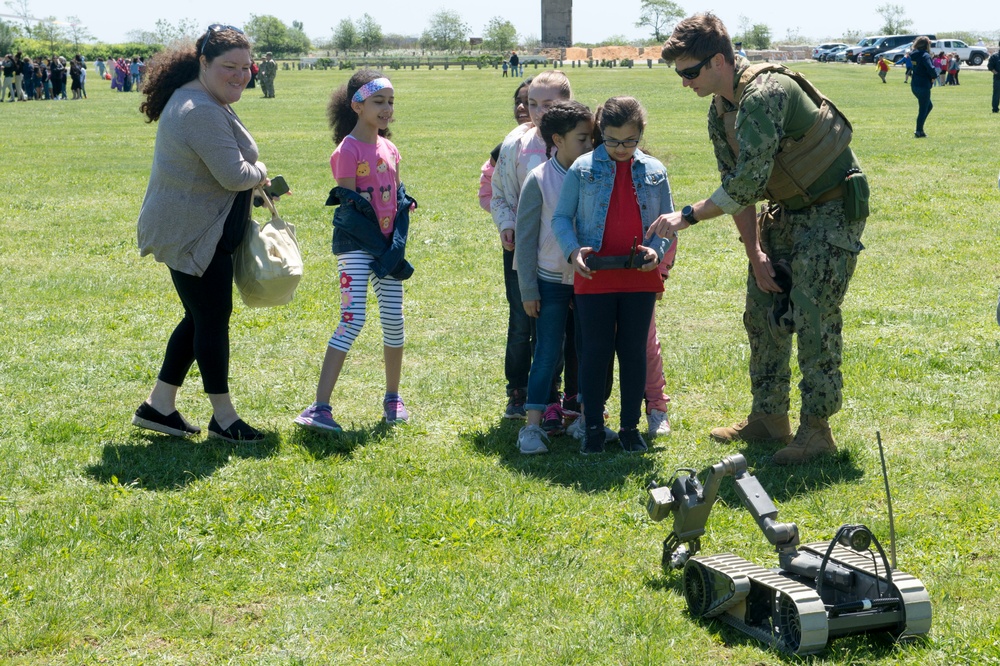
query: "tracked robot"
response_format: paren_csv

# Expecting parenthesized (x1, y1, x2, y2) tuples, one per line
(646, 452, 931, 655)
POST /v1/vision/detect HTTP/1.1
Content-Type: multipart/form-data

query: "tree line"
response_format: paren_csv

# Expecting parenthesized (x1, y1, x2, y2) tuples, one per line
(2, 0, 995, 64)
(329, 11, 519, 56)
(0, 8, 312, 59)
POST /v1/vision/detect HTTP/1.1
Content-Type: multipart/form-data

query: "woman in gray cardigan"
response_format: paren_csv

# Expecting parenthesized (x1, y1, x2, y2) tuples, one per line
(132, 25, 269, 443)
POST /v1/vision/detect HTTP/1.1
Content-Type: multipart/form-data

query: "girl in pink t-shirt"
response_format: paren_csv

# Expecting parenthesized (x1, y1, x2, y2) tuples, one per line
(332, 134, 400, 236)
(295, 70, 410, 433)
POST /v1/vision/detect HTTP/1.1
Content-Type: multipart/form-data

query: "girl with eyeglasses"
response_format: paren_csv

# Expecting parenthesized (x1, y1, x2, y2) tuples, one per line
(551, 96, 674, 455)
(134, 24, 269, 444)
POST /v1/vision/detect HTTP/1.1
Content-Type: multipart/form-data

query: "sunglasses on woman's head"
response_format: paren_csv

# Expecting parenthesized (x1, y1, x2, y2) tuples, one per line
(675, 55, 715, 80)
(200, 24, 245, 55)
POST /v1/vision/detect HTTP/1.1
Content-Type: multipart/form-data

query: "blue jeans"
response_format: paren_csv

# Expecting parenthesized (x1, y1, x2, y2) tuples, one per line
(911, 84, 932, 133)
(525, 280, 574, 412)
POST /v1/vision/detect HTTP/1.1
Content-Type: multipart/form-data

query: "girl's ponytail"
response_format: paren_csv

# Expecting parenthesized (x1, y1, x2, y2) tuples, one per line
(328, 68, 392, 144)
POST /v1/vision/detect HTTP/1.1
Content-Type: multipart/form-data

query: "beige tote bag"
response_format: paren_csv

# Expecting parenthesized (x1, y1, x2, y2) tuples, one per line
(234, 187, 303, 307)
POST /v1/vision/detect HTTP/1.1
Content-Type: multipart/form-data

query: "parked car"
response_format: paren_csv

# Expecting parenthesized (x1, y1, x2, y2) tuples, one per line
(929, 39, 989, 66)
(881, 43, 913, 63)
(844, 37, 878, 63)
(856, 34, 935, 63)
(818, 43, 849, 61)
(813, 42, 848, 60)
(828, 46, 850, 62)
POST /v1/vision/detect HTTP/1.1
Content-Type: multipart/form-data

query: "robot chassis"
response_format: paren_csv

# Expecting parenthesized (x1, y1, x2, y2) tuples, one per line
(646, 454, 931, 655)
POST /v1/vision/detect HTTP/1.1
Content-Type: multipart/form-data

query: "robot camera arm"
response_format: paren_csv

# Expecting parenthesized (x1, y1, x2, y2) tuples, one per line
(648, 455, 799, 568)
(647, 455, 748, 568)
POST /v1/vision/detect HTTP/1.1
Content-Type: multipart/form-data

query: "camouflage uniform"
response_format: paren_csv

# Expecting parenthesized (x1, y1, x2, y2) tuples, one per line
(707, 56, 866, 419)
(259, 57, 277, 98)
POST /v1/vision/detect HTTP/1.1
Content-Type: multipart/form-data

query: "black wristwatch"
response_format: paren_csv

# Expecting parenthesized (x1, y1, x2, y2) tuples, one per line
(681, 204, 699, 225)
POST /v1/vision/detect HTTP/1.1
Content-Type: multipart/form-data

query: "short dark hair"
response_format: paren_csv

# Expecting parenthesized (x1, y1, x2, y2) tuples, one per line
(661, 13, 734, 66)
(512, 76, 532, 121)
(912, 36, 930, 52)
(538, 100, 593, 157)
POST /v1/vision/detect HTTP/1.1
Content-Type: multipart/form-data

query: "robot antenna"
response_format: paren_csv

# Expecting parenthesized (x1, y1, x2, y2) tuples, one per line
(876, 431, 897, 570)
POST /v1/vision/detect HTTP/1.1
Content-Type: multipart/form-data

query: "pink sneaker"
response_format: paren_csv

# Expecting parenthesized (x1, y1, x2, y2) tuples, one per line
(383, 395, 410, 424)
(541, 403, 565, 435)
(294, 403, 342, 432)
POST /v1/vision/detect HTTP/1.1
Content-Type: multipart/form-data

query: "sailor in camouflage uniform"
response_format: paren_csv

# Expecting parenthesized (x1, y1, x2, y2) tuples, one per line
(652, 13, 869, 464)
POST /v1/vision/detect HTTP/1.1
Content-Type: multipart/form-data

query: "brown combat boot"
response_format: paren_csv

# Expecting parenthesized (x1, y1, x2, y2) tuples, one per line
(709, 413, 792, 445)
(773, 416, 837, 465)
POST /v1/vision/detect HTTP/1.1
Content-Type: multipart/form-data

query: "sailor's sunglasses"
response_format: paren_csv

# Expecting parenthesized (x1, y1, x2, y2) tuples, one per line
(675, 55, 714, 80)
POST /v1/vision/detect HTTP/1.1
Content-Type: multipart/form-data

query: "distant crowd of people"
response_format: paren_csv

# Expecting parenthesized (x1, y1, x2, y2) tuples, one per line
(887, 49, 966, 87)
(2, 50, 286, 101)
(929, 52, 963, 86)
(3, 52, 84, 100)
(104, 56, 148, 92)
(1, 51, 149, 101)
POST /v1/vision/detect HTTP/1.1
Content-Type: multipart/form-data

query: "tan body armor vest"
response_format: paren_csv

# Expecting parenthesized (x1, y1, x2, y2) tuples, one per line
(714, 63, 853, 204)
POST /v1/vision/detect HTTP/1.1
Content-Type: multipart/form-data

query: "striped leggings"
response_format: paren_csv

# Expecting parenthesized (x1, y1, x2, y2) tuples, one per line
(329, 250, 404, 352)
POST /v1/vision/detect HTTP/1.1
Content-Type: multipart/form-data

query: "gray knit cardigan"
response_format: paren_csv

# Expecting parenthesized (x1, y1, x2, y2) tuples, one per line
(137, 84, 266, 276)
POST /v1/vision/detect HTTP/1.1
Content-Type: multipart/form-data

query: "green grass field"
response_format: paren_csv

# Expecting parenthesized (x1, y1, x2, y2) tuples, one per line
(1, 62, 999, 663)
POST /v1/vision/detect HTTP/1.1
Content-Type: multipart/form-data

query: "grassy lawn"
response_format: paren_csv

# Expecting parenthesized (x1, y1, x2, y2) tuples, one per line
(1, 61, 999, 663)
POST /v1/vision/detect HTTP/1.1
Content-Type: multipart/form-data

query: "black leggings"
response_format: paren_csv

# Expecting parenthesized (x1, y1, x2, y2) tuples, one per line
(575, 291, 656, 430)
(158, 247, 234, 394)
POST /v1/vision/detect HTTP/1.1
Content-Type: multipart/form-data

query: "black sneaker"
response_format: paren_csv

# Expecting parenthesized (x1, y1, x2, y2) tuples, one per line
(504, 389, 526, 420)
(132, 402, 201, 437)
(208, 416, 266, 443)
(618, 427, 648, 453)
(581, 424, 606, 455)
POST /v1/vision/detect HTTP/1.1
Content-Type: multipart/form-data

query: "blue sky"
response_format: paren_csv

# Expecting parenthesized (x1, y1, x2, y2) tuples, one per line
(2, 0, 996, 45)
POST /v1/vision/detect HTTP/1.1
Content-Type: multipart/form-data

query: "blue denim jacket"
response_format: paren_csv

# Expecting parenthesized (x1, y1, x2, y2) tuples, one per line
(551, 145, 674, 261)
(327, 183, 416, 280)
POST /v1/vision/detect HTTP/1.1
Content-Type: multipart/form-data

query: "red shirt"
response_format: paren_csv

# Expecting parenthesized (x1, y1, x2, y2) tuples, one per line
(575, 159, 664, 295)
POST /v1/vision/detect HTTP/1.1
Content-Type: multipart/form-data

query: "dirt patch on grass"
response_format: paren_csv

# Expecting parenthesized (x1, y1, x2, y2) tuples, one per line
(591, 46, 644, 61)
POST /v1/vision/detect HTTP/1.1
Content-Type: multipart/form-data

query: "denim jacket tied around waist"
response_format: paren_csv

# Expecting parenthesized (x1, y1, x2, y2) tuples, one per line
(327, 183, 416, 280)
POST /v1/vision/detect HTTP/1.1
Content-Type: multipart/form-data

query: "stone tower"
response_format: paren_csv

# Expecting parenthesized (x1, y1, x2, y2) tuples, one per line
(541, 0, 572, 47)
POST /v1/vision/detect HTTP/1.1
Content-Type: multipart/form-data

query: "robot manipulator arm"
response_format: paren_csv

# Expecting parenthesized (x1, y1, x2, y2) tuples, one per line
(647, 456, 744, 568)
(647, 455, 799, 569)
(647, 471, 710, 569)
(732, 469, 800, 551)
